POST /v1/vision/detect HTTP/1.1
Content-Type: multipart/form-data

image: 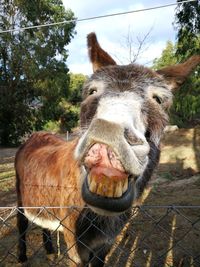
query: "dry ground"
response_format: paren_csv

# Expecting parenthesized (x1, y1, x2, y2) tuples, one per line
(0, 127, 200, 267)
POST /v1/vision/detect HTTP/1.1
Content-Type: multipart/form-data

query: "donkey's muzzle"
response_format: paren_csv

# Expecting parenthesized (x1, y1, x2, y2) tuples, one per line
(75, 118, 149, 213)
(76, 119, 149, 177)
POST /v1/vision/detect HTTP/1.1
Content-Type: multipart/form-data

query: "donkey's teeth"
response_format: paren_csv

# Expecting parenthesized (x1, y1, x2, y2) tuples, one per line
(96, 183, 106, 196)
(88, 174, 128, 198)
(87, 175, 91, 184)
(122, 178, 128, 193)
(114, 181, 123, 198)
(107, 182, 114, 198)
(89, 178, 98, 193)
(96, 183, 101, 195)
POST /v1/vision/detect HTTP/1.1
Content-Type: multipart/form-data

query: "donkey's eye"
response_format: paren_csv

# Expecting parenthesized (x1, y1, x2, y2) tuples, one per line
(153, 95, 162, 104)
(145, 130, 151, 140)
(89, 88, 97, 95)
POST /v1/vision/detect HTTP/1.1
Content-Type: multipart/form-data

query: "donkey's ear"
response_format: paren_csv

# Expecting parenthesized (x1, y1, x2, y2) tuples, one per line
(87, 32, 116, 72)
(156, 55, 200, 90)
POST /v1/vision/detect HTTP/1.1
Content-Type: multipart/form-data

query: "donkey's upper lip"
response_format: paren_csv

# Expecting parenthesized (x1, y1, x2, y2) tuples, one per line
(83, 142, 126, 174)
(89, 166, 128, 181)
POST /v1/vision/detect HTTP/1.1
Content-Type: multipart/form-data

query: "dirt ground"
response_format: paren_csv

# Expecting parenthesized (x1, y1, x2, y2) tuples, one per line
(0, 127, 200, 267)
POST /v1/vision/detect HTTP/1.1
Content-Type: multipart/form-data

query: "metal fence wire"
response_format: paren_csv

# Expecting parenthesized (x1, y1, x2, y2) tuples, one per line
(0, 205, 200, 267)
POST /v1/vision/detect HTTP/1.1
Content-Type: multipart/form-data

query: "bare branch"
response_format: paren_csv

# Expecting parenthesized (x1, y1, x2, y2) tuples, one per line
(113, 25, 154, 64)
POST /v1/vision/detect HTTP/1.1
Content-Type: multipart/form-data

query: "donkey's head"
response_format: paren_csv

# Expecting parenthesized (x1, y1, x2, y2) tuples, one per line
(75, 32, 200, 215)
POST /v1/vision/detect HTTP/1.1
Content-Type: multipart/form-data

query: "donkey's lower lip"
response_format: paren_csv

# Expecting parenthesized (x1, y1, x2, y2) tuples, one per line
(82, 175, 134, 213)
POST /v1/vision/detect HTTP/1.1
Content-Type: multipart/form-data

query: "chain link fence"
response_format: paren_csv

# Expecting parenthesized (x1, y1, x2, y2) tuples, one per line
(0, 205, 200, 267)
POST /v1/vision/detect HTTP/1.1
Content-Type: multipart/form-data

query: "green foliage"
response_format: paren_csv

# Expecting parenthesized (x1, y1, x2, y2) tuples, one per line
(43, 120, 60, 133)
(172, 0, 200, 127)
(58, 99, 80, 132)
(153, 2, 200, 127)
(0, 84, 36, 145)
(160, 172, 174, 181)
(0, 0, 76, 145)
(175, 0, 200, 59)
(170, 73, 200, 127)
(68, 73, 87, 104)
(152, 41, 177, 70)
(41, 98, 80, 134)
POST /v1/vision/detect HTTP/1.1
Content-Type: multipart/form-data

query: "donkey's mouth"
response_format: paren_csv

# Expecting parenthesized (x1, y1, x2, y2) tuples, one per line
(87, 166, 129, 198)
(81, 143, 135, 213)
(82, 167, 134, 213)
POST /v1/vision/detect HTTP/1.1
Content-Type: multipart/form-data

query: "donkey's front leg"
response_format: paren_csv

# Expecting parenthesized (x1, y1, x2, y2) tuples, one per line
(63, 227, 83, 267)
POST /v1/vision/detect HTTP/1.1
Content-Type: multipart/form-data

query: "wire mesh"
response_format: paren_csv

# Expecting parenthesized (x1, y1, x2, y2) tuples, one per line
(0, 205, 200, 267)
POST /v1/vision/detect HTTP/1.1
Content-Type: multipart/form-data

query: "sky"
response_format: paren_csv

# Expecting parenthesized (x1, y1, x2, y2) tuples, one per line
(62, 0, 177, 75)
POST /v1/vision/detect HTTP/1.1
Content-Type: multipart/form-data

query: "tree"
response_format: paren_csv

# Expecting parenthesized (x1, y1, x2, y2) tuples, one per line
(152, 41, 177, 70)
(115, 26, 153, 64)
(171, 0, 200, 126)
(58, 73, 87, 133)
(42, 73, 87, 134)
(0, 0, 75, 145)
(175, 0, 200, 59)
(68, 73, 87, 104)
(59, 99, 80, 133)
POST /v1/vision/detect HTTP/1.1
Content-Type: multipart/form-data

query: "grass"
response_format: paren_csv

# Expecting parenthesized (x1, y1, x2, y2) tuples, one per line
(0, 149, 16, 193)
(0, 162, 15, 192)
(159, 172, 175, 181)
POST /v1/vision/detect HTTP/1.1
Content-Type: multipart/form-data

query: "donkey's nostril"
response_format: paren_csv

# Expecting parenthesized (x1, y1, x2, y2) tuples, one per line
(124, 128, 144, 146)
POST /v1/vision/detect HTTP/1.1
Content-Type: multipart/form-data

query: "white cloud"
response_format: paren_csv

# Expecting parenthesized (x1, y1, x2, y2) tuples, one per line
(63, 0, 177, 75)
(69, 62, 92, 75)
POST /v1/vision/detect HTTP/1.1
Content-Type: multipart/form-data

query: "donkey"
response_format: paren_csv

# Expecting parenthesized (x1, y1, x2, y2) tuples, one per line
(15, 32, 200, 267)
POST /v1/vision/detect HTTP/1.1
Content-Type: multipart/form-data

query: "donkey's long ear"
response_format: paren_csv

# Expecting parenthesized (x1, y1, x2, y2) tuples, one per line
(87, 32, 116, 72)
(157, 55, 200, 90)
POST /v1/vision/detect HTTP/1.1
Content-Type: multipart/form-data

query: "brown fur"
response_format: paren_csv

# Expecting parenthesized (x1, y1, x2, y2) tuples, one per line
(157, 55, 200, 89)
(87, 32, 116, 72)
(16, 132, 84, 265)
